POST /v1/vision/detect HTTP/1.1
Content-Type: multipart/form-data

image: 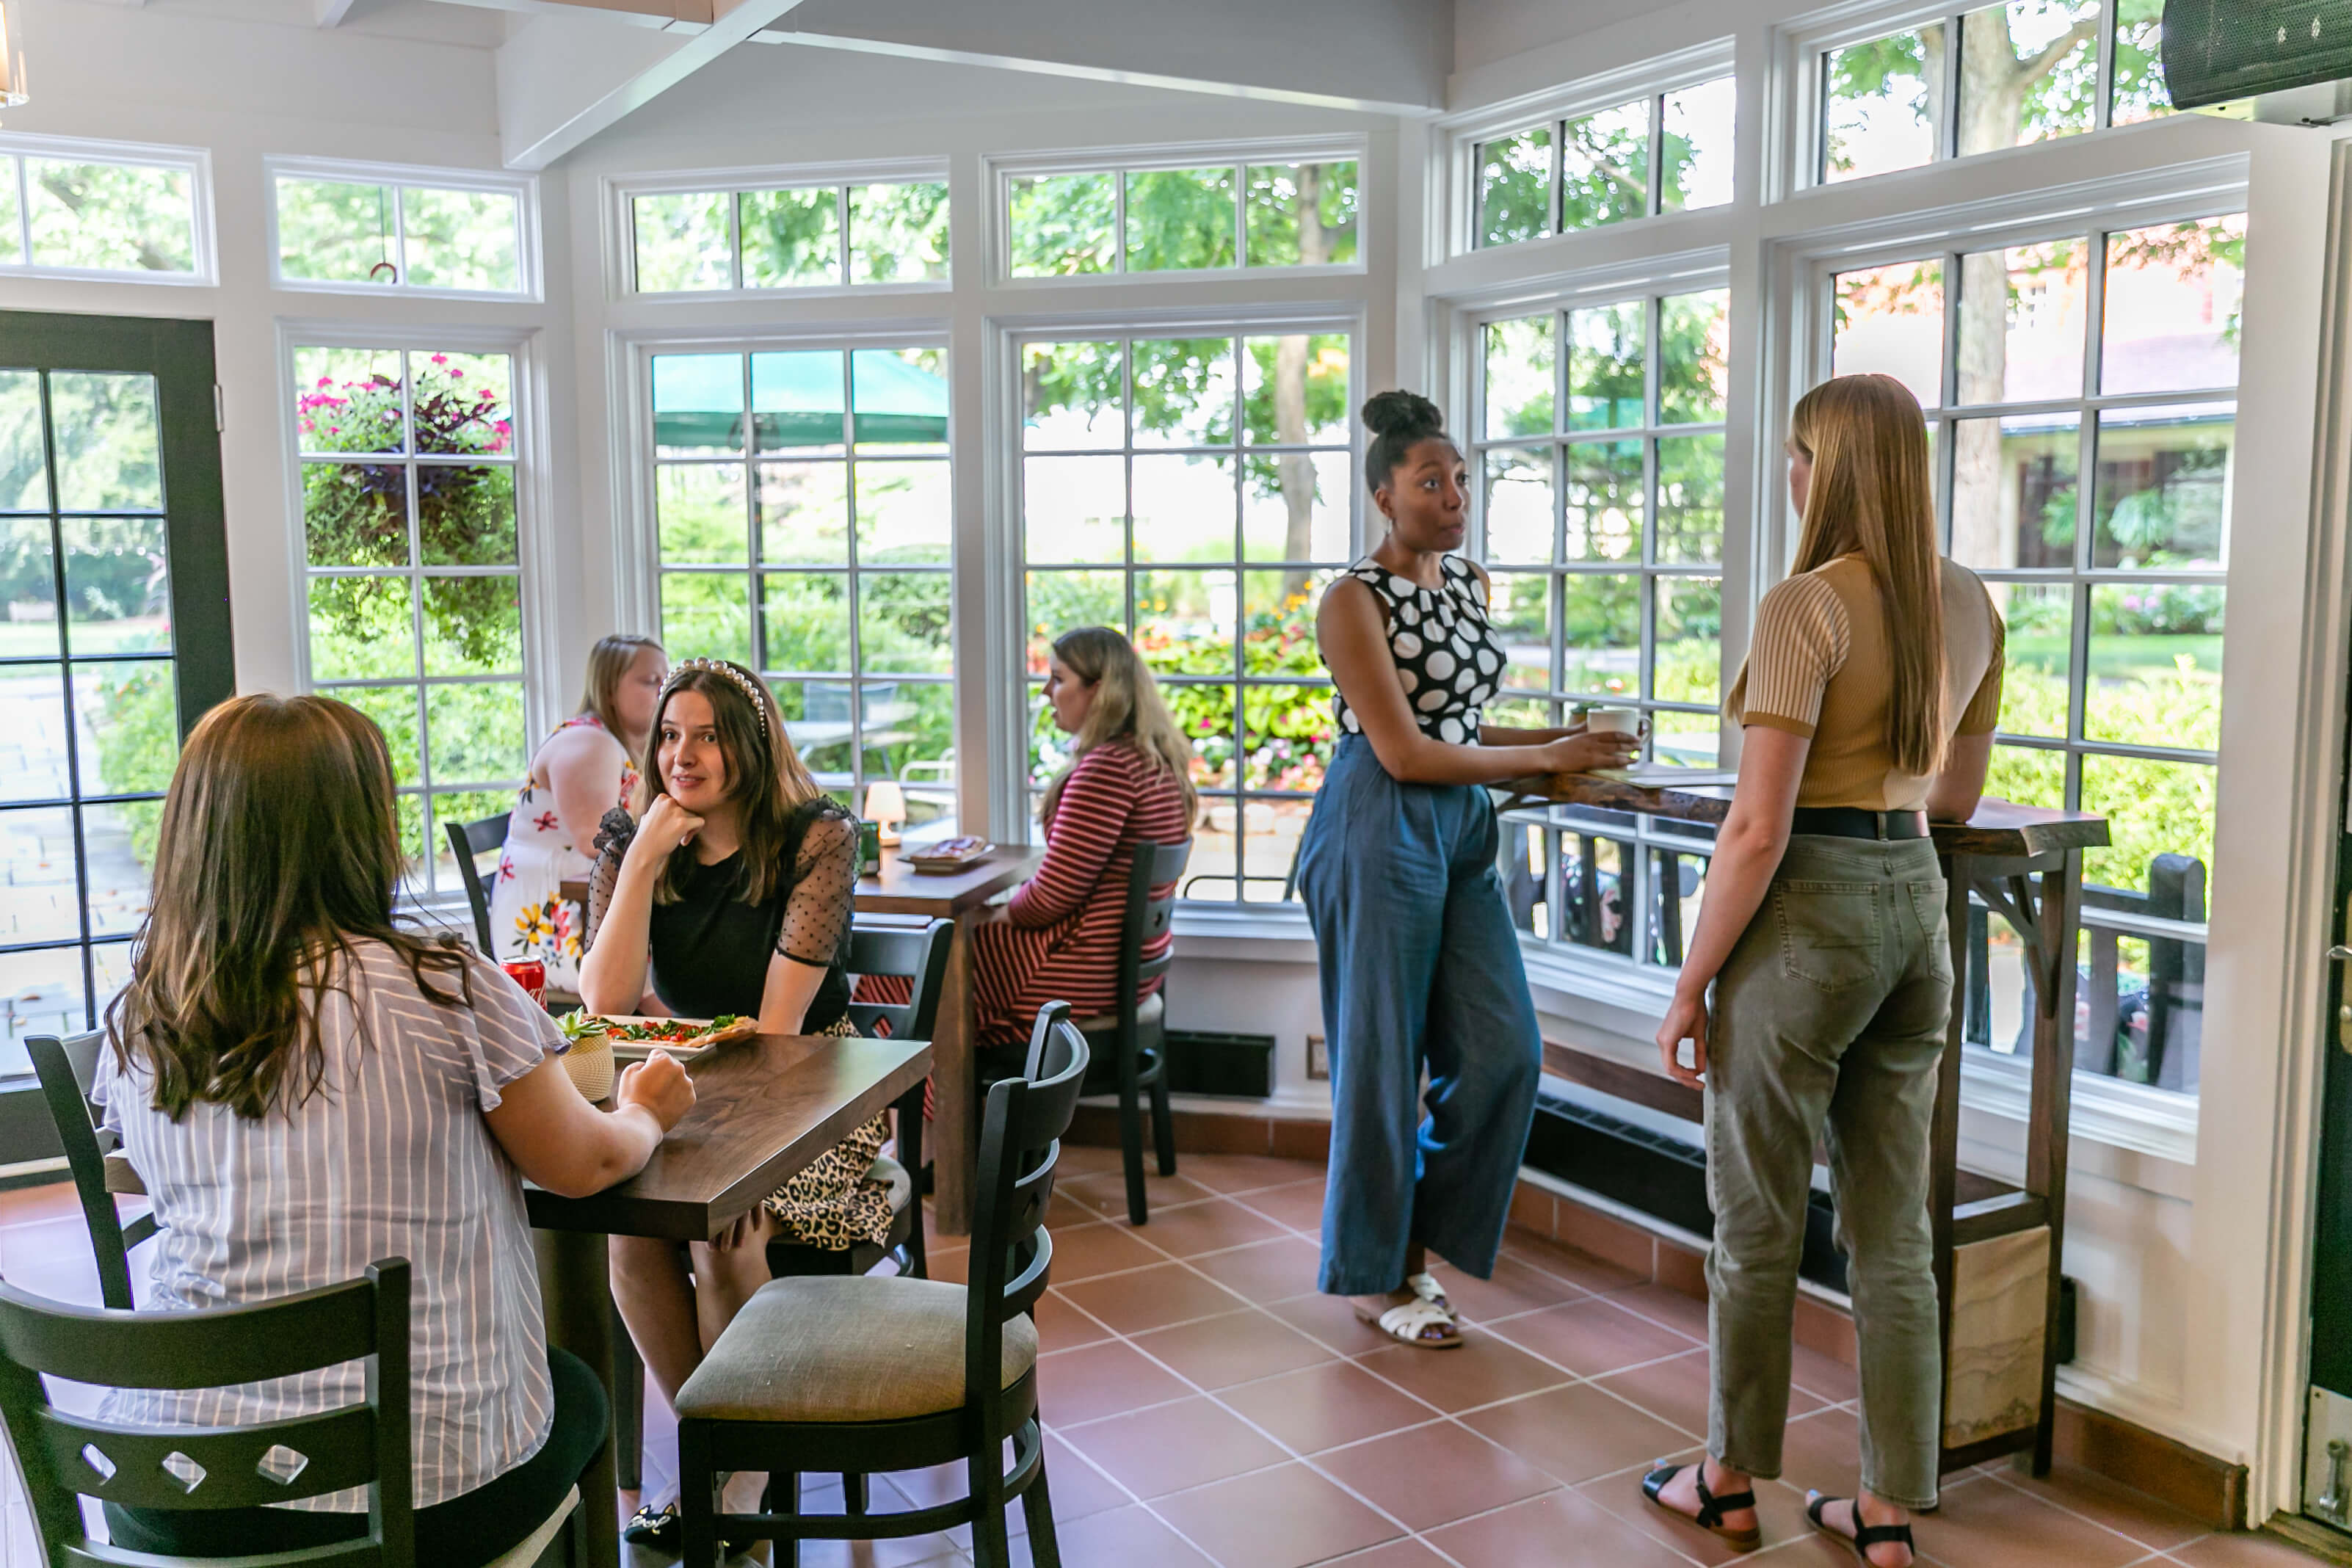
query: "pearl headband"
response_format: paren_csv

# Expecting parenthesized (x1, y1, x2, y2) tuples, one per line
(662, 658, 772, 747)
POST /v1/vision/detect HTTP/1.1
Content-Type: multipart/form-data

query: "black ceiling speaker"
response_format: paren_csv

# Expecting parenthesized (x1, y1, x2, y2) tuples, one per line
(2163, 0, 2352, 109)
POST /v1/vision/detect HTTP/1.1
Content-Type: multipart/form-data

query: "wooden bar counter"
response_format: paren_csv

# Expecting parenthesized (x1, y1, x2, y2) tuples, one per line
(1498, 769, 2108, 1481)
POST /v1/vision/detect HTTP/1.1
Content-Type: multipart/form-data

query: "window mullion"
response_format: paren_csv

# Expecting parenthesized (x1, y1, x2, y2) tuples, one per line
(2095, 7, 2120, 131)
(842, 348, 860, 805)
(1647, 95, 1666, 218)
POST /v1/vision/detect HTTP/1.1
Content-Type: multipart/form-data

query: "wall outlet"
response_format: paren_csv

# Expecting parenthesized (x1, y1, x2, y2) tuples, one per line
(1306, 1034, 1329, 1081)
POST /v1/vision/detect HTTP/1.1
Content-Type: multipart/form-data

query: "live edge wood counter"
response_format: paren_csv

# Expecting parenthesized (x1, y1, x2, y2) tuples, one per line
(1500, 771, 2108, 1484)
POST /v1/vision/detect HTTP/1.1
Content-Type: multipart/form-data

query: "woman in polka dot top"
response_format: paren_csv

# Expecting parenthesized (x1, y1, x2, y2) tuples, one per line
(1296, 390, 1639, 1352)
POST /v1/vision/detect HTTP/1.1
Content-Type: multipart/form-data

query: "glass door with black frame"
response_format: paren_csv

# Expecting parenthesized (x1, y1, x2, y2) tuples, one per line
(0, 311, 231, 1079)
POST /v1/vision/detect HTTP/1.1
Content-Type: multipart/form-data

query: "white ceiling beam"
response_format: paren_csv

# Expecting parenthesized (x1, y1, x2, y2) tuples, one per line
(314, 0, 363, 28)
(494, 0, 809, 169)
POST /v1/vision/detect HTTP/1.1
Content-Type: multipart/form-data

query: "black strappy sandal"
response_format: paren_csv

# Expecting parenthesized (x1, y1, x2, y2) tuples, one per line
(1807, 1492, 1916, 1564)
(1640, 1459, 1763, 1552)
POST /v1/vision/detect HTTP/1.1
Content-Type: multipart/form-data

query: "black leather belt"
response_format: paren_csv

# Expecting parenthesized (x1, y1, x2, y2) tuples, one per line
(1790, 806, 1930, 841)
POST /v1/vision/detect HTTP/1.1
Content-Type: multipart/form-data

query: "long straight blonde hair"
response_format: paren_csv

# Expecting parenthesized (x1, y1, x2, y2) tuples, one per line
(1728, 374, 1948, 777)
(1041, 626, 1198, 830)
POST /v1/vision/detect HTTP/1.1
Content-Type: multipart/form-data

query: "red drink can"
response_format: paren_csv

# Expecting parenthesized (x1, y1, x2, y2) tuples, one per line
(501, 958, 546, 1006)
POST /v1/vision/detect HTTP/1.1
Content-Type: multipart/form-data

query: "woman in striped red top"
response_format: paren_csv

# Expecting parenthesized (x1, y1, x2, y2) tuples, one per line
(969, 626, 1197, 1042)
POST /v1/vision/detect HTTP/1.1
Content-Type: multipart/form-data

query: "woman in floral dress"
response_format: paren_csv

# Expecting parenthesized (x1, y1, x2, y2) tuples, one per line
(487, 635, 665, 990)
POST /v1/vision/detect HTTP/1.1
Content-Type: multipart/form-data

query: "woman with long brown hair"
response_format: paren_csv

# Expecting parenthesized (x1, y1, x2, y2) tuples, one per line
(93, 694, 694, 1565)
(489, 632, 667, 989)
(1639, 375, 2005, 1566)
(577, 657, 880, 1544)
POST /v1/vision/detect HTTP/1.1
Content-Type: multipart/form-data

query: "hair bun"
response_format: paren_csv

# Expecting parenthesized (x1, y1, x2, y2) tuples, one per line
(1360, 389, 1444, 443)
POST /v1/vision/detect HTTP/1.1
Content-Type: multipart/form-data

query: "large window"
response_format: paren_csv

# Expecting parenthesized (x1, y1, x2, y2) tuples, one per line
(630, 179, 948, 294)
(1475, 288, 1730, 970)
(647, 345, 954, 825)
(272, 164, 529, 297)
(294, 345, 527, 896)
(1818, 1, 2246, 186)
(1005, 158, 1358, 277)
(0, 369, 181, 1058)
(1473, 75, 1735, 250)
(1831, 210, 2244, 1093)
(0, 138, 204, 280)
(1018, 328, 1354, 901)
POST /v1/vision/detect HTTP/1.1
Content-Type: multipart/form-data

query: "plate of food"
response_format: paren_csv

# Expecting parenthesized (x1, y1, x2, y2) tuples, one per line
(557, 1011, 759, 1063)
(905, 835, 994, 874)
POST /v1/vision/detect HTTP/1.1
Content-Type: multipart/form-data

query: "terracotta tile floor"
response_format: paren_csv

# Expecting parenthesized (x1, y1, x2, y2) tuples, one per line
(0, 1156, 2334, 1567)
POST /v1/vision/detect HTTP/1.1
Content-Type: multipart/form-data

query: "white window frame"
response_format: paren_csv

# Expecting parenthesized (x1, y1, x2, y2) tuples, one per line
(606, 156, 954, 304)
(266, 156, 542, 304)
(0, 132, 215, 286)
(276, 321, 559, 899)
(1437, 40, 1738, 262)
(987, 134, 1369, 288)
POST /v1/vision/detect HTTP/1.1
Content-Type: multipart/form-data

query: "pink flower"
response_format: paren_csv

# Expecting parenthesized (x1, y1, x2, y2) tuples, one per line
(429, 354, 449, 364)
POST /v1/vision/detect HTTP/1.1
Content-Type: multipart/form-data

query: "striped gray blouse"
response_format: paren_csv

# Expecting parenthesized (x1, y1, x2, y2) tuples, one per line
(94, 940, 560, 1512)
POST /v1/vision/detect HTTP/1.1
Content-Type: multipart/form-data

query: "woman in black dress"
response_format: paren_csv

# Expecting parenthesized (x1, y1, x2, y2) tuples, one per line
(580, 657, 885, 1540)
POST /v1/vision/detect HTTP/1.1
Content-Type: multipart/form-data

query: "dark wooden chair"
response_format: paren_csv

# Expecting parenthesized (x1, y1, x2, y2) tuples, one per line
(26, 1030, 156, 1311)
(1072, 839, 1189, 1226)
(0, 1257, 587, 1568)
(444, 811, 511, 957)
(672, 1002, 1089, 1568)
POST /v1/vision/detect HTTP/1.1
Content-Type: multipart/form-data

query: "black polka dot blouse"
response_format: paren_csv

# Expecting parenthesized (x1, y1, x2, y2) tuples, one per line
(1330, 553, 1507, 747)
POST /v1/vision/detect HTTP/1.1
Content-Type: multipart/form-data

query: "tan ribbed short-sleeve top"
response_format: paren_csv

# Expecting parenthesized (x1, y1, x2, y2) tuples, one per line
(1729, 554, 2005, 812)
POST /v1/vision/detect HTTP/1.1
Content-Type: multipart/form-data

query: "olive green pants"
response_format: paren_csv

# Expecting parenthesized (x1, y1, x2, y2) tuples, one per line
(1705, 834, 1951, 1511)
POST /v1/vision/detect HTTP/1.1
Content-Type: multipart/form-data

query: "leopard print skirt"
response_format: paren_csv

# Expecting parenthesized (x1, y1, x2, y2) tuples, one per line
(760, 1017, 896, 1249)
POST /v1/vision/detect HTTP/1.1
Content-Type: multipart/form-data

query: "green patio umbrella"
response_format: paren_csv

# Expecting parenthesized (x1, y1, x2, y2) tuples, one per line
(650, 349, 947, 451)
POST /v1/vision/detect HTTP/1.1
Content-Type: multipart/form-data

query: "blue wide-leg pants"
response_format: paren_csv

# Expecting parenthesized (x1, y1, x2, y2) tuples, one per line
(1296, 733, 1542, 1296)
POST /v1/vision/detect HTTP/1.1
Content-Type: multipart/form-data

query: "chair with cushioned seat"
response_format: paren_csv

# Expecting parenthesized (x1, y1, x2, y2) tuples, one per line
(0, 1258, 585, 1568)
(28, 1031, 157, 1313)
(673, 1001, 1089, 1568)
(1072, 838, 1189, 1226)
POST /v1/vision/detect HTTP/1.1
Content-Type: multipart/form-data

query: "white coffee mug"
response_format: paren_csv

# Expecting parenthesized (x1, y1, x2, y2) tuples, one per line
(1584, 707, 1640, 736)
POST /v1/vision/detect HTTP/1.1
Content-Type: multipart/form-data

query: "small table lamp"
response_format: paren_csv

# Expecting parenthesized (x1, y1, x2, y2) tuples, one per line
(863, 780, 907, 847)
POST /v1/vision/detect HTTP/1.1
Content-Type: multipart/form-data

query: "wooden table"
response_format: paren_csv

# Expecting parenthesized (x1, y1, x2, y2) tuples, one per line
(1498, 771, 2108, 1479)
(854, 845, 1045, 1237)
(106, 1031, 932, 1568)
(556, 843, 1043, 1240)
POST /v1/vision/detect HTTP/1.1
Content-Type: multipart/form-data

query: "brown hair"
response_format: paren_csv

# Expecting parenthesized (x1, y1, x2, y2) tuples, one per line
(106, 694, 472, 1121)
(636, 659, 822, 907)
(1728, 373, 1948, 775)
(578, 633, 664, 742)
(1041, 626, 1198, 830)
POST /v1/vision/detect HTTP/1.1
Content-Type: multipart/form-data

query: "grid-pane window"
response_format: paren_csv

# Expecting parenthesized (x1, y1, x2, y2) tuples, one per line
(275, 174, 525, 294)
(649, 346, 954, 827)
(0, 151, 198, 277)
(1830, 211, 2244, 1096)
(1819, 3, 2249, 186)
(1476, 289, 1730, 969)
(1006, 161, 1358, 277)
(631, 182, 948, 293)
(1473, 76, 1734, 250)
(0, 370, 178, 1057)
(1020, 330, 1354, 901)
(295, 346, 526, 895)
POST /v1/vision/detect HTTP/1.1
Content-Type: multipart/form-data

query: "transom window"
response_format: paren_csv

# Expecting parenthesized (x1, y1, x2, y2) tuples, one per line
(1005, 159, 1358, 277)
(1476, 288, 1730, 970)
(272, 167, 529, 296)
(631, 181, 949, 294)
(293, 345, 528, 896)
(1831, 208, 2245, 1095)
(0, 140, 202, 280)
(1819, 1, 2248, 186)
(647, 345, 954, 826)
(1473, 75, 1734, 250)
(1018, 328, 1355, 901)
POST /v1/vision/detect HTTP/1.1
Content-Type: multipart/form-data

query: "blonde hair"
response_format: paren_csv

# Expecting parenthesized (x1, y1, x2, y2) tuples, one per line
(635, 660, 824, 906)
(1041, 626, 1199, 830)
(578, 634, 664, 744)
(1727, 374, 1948, 777)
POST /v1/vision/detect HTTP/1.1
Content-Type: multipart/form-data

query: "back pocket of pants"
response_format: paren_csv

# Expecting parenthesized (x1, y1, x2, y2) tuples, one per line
(1774, 881, 1880, 993)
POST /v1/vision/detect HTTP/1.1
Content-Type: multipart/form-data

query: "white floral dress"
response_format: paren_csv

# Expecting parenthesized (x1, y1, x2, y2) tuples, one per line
(485, 714, 639, 992)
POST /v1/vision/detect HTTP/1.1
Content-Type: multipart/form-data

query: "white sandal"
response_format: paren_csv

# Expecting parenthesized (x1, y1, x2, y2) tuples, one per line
(1355, 1293, 1463, 1349)
(1406, 1271, 1453, 1315)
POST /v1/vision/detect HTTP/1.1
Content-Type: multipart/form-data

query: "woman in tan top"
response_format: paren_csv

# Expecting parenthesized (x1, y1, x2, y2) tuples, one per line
(1639, 375, 2003, 1567)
